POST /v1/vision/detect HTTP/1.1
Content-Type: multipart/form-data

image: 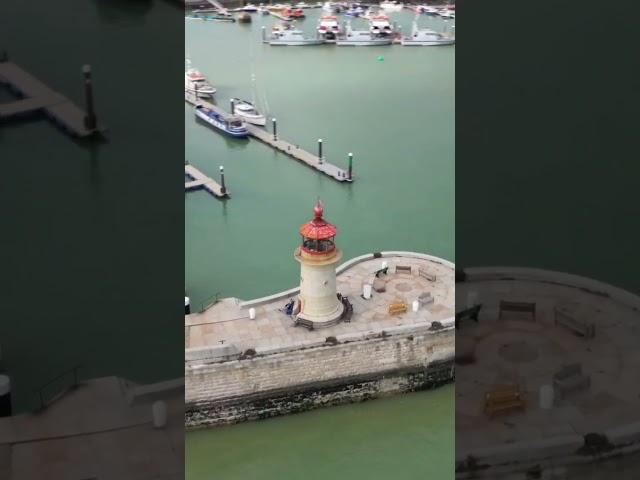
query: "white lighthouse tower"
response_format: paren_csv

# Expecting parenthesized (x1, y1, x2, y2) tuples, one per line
(294, 200, 344, 328)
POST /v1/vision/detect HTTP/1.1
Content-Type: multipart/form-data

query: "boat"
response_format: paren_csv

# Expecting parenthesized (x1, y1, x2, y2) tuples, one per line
(270, 9, 294, 21)
(401, 19, 455, 46)
(439, 10, 455, 19)
(241, 4, 258, 11)
(421, 5, 440, 16)
(257, 4, 270, 15)
(185, 62, 216, 98)
(284, 7, 306, 18)
(267, 4, 288, 12)
(336, 22, 392, 45)
(263, 25, 324, 45)
(295, 2, 310, 8)
(194, 105, 249, 137)
(317, 15, 342, 40)
(231, 98, 266, 125)
(369, 14, 393, 37)
(380, 1, 403, 12)
(343, 6, 364, 17)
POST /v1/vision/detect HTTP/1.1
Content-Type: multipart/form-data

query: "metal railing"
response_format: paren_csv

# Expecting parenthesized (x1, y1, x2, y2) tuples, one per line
(33, 365, 82, 411)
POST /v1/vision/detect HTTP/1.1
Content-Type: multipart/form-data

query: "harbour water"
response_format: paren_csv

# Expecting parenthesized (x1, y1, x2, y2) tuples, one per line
(185, 8, 455, 479)
(187, 384, 454, 480)
(185, 9, 456, 307)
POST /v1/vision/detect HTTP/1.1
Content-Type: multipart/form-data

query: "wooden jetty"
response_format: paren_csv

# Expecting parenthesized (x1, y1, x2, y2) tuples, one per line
(185, 164, 229, 198)
(0, 61, 105, 138)
(186, 95, 353, 183)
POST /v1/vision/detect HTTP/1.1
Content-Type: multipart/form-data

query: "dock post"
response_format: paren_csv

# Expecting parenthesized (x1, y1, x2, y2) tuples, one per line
(219, 166, 226, 195)
(230, 98, 235, 115)
(262, 26, 266, 43)
(318, 139, 323, 164)
(82, 65, 97, 131)
(272, 118, 277, 140)
(348, 152, 353, 180)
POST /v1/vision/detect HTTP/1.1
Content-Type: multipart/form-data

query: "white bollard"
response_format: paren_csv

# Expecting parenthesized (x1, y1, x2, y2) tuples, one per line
(152, 400, 167, 428)
(381, 261, 388, 270)
(363, 284, 372, 299)
(412, 300, 420, 312)
(249, 308, 256, 320)
(185, 296, 191, 315)
(539, 384, 554, 409)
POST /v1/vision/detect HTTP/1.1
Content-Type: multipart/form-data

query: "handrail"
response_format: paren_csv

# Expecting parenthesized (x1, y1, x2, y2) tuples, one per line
(34, 365, 82, 411)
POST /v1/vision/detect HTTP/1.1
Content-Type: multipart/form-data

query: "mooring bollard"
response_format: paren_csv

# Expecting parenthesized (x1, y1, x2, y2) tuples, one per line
(82, 64, 97, 131)
(261, 25, 266, 43)
(249, 308, 256, 320)
(219, 166, 226, 195)
(348, 152, 353, 180)
(318, 138, 323, 163)
(230, 98, 235, 115)
(272, 118, 277, 140)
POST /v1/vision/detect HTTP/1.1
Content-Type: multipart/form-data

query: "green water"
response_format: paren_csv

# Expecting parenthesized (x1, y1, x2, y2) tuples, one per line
(0, 0, 184, 410)
(185, 10, 455, 308)
(187, 385, 454, 480)
(185, 9, 455, 480)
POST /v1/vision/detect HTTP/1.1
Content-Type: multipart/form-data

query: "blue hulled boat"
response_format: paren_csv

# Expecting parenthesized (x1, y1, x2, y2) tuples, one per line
(195, 105, 249, 137)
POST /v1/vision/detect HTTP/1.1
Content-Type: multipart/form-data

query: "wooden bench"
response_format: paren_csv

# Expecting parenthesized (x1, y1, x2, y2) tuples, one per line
(554, 307, 595, 338)
(484, 385, 526, 418)
(388, 301, 407, 315)
(418, 268, 436, 282)
(499, 300, 536, 321)
(455, 304, 481, 329)
(395, 265, 412, 275)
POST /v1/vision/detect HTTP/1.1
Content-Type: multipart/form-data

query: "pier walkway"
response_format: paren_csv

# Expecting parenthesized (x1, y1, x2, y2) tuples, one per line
(187, 95, 353, 183)
(185, 163, 229, 198)
(0, 61, 104, 138)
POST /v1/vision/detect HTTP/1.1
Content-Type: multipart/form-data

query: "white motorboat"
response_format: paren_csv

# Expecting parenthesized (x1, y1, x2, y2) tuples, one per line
(241, 4, 259, 12)
(401, 19, 455, 46)
(439, 10, 455, 19)
(184, 61, 216, 97)
(295, 2, 310, 8)
(380, 1, 403, 12)
(231, 98, 266, 125)
(369, 14, 393, 37)
(336, 22, 392, 45)
(264, 26, 325, 45)
(317, 15, 342, 40)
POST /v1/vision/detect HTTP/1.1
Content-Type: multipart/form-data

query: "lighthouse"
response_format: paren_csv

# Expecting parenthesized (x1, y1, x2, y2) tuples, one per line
(294, 200, 344, 327)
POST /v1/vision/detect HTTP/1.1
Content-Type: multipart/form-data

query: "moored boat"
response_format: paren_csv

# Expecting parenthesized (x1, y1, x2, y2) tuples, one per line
(194, 105, 249, 137)
(401, 19, 455, 46)
(369, 14, 393, 37)
(231, 98, 267, 126)
(336, 22, 392, 45)
(380, 1, 403, 12)
(317, 15, 342, 40)
(263, 25, 324, 45)
(185, 62, 216, 98)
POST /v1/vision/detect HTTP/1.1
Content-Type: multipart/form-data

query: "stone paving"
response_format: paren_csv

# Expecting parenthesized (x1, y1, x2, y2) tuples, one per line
(456, 271, 640, 458)
(186, 254, 455, 353)
(0, 376, 183, 480)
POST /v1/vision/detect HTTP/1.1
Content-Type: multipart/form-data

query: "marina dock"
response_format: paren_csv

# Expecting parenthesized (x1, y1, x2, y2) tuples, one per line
(187, 96, 353, 183)
(185, 163, 229, 198)
(0, 61, 105, 138)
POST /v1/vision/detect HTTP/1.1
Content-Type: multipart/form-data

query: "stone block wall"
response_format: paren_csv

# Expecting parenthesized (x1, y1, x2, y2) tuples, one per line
(186, 326, 454, 428)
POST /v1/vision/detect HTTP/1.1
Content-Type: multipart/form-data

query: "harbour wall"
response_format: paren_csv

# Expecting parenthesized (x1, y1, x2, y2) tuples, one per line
(185, 321, 454, 428)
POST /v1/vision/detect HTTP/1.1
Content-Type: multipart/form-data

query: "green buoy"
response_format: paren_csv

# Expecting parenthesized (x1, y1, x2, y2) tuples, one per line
(377, 55, 385, 61)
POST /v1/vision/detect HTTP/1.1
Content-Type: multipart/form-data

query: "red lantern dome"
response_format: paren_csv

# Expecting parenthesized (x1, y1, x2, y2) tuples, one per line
(299, 200, 337, 255)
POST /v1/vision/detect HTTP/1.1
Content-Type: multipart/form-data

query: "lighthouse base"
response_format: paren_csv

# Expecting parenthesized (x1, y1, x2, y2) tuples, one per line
(295, 302, 345, 330)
